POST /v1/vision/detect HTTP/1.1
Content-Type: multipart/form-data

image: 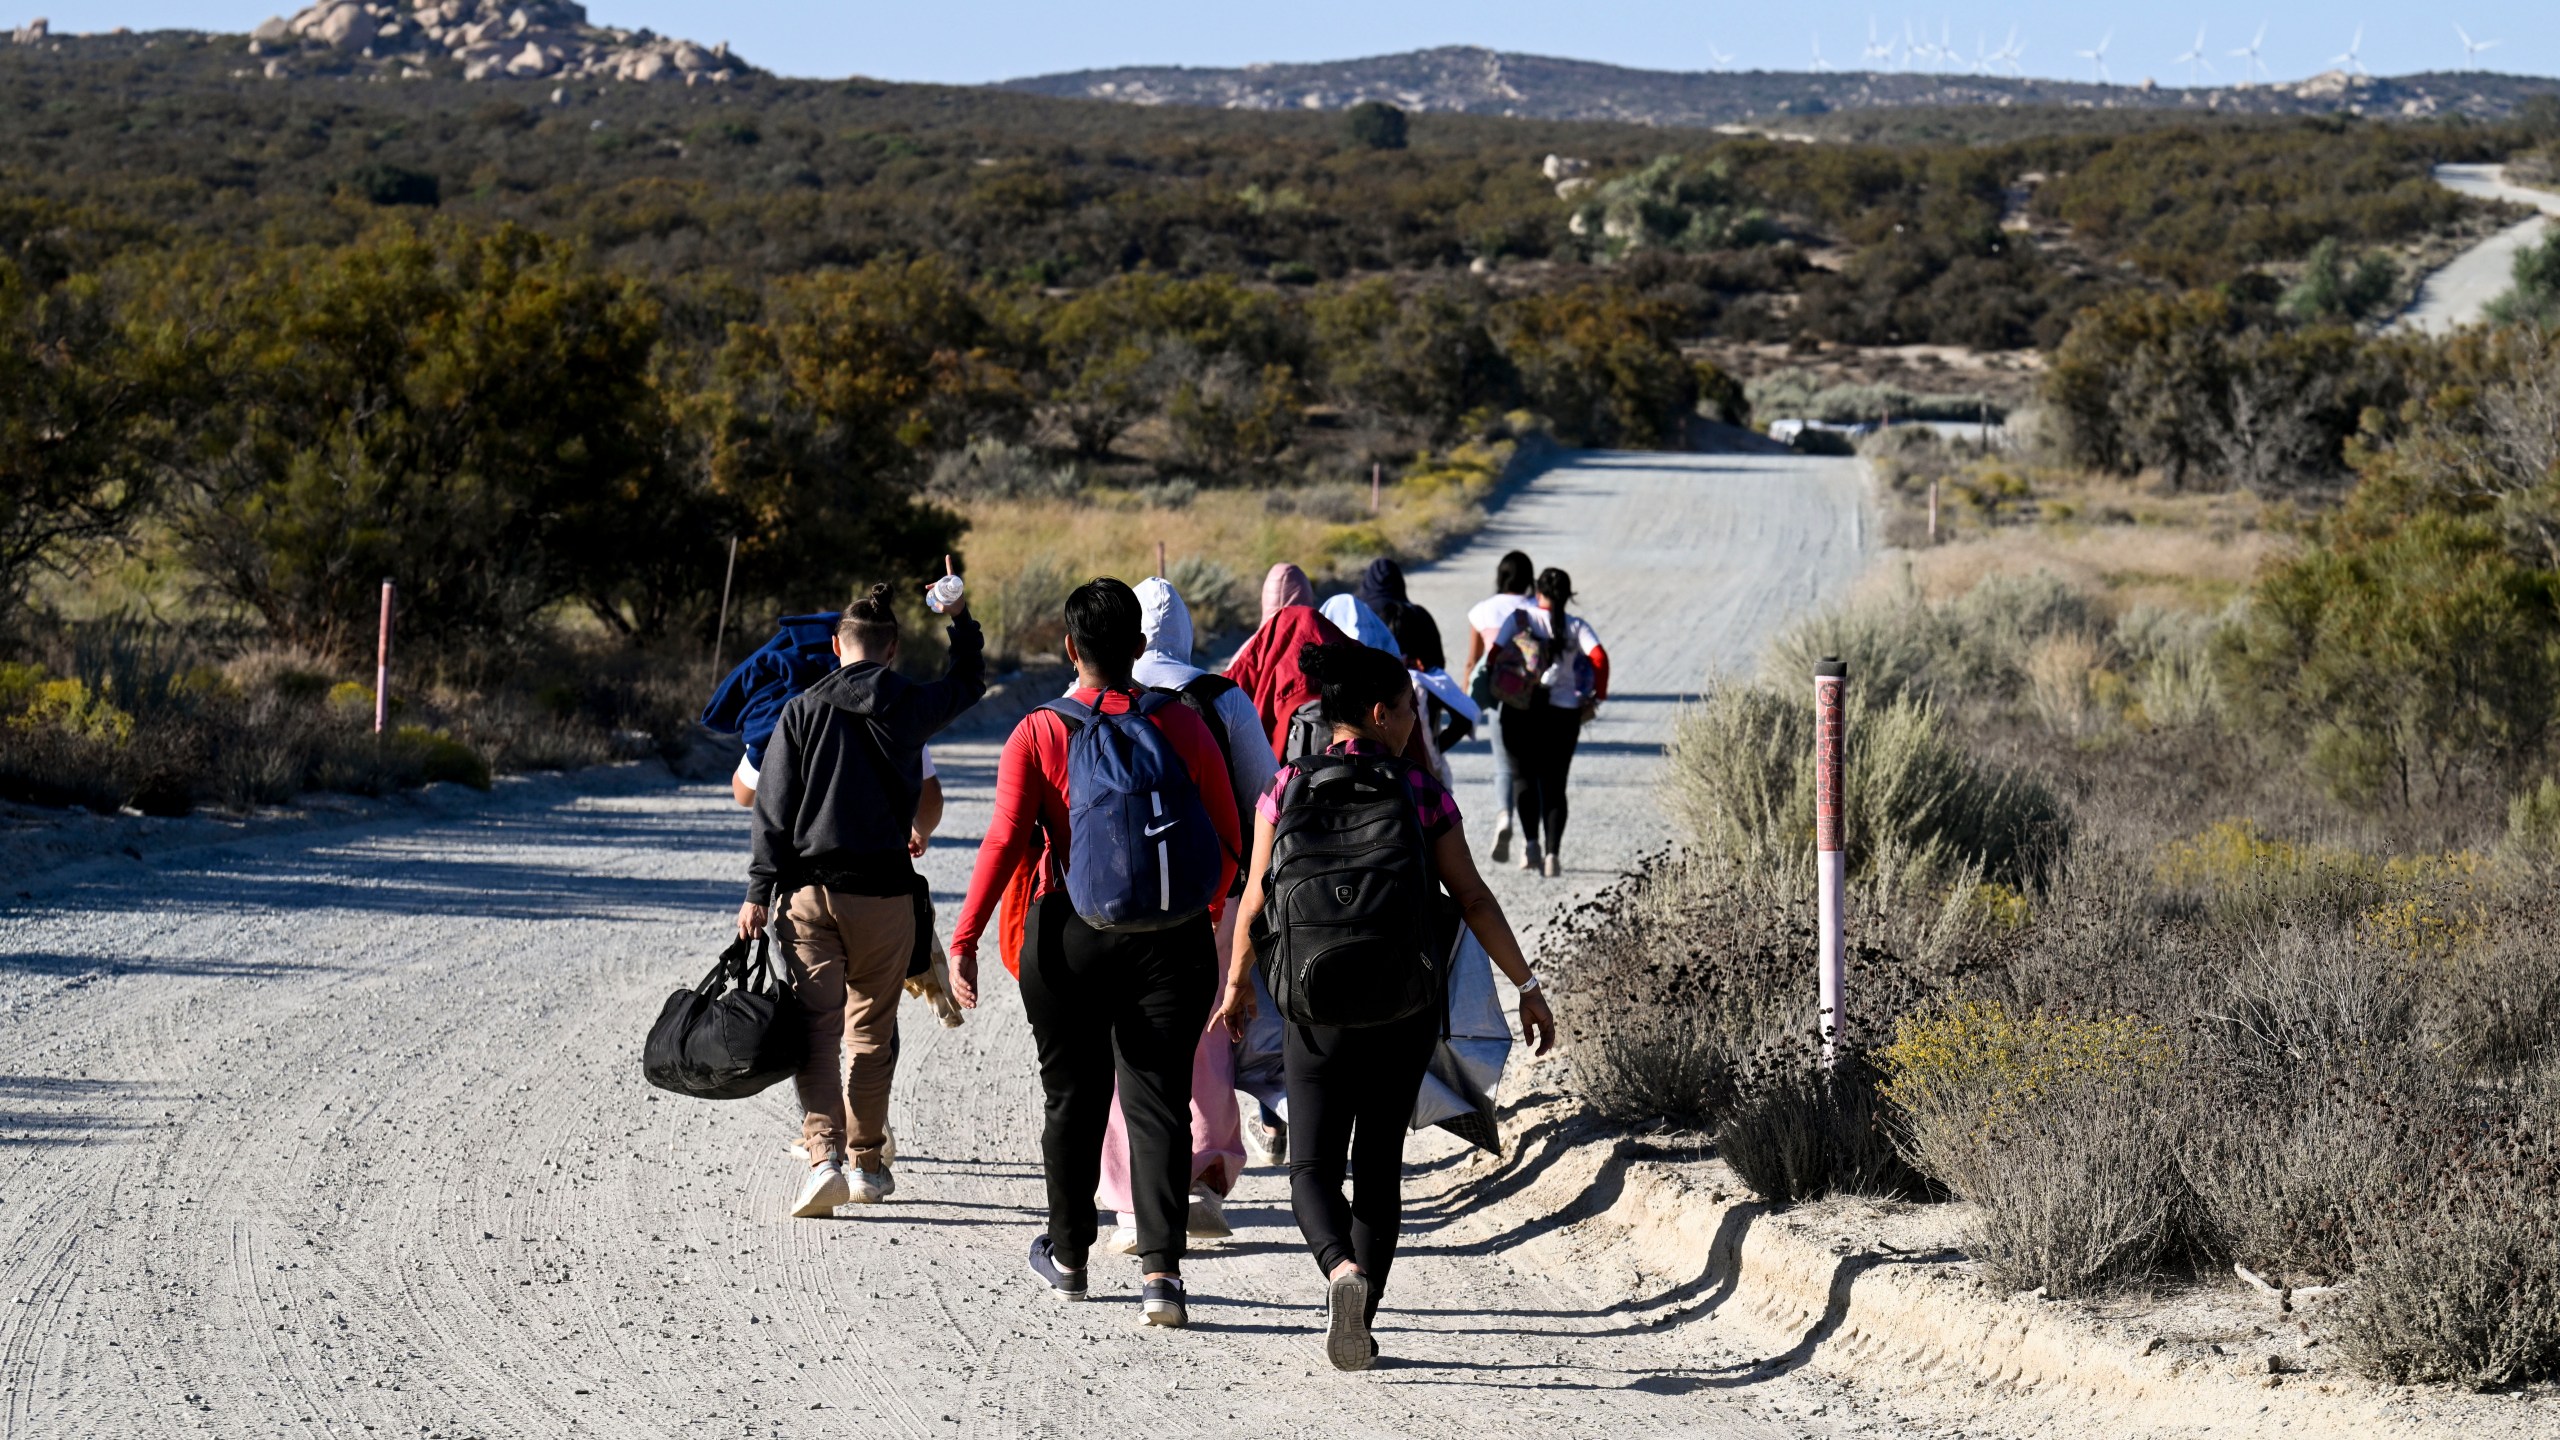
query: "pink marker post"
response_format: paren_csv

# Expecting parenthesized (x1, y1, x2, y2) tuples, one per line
(1814, 656, 1848, 1065)
(374, 580, 395, 736)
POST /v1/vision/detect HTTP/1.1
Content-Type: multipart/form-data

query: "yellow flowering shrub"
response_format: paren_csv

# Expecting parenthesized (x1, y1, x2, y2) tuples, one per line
(1878, 999, 2172, 1135)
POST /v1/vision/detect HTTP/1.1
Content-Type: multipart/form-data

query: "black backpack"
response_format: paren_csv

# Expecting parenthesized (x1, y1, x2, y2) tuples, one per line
(1279, 696, 1331, 762)
(642, 932, 807, 1099)
(1251, 752, 1443, 1028)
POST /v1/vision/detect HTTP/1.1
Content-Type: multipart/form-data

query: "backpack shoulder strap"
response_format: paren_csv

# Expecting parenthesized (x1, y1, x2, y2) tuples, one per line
(1036, 696, 1094, 736)
(1180, 674, 1237, 703)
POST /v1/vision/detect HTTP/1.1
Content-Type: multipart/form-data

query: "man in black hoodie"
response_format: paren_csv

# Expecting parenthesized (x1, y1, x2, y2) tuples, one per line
(736, 582, 984, 1218)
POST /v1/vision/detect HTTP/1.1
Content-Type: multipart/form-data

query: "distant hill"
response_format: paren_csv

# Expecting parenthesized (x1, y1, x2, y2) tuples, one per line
(1002, 45, 2560, 128)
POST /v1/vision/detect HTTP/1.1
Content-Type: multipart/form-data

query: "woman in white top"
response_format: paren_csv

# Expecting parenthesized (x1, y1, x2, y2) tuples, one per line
(1489, 567, 1609, 878)
(1463, 551, 1540, 865)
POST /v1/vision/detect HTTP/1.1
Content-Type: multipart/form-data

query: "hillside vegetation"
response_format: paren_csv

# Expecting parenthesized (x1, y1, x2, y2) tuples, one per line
(0, 41, 2549, 814)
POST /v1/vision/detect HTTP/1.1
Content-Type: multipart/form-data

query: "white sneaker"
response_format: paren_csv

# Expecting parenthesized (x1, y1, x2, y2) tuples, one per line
(790, 1162, 851, 1218)
(846, 1165, 896, 1204)
(1518, 842, 1542, 872)
(1102, 1213, 1141, 1255)
(1542, 853, 1562, 879)
(1187, 1185, 1232, 1240)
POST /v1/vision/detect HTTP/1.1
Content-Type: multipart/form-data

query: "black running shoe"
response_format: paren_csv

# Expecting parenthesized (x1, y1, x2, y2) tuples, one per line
(1027, 1234, 1086, 1301)
(1140, 1275, 1189, 1328)
(1325, 1269, 1374, 1370)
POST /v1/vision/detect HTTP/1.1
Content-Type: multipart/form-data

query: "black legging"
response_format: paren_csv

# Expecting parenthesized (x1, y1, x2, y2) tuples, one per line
(1501, 700, 1583, 855)
(1283, 1008, 1439, 1316)
(1017, 893, 1216, 1275)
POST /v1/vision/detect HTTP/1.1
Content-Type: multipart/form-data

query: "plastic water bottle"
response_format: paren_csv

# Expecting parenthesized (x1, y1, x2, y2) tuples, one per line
(925, 574, 965, 614)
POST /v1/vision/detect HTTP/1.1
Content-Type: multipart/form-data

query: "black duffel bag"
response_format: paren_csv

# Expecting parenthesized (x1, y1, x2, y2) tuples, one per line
(642, 932, 806, 1099)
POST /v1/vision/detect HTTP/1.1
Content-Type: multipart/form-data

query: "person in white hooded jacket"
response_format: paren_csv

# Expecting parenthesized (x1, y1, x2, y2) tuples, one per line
(1090, 577, 1280, 1251)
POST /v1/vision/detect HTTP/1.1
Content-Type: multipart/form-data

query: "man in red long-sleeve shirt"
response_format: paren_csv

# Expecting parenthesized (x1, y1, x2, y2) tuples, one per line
(949, 578, 1239, 1327)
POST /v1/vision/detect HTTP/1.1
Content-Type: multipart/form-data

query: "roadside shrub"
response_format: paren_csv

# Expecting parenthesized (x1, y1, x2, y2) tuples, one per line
(926, 438, 1083, 502)
(981, 554, 1076, 666)
(2504, 776, 2560, 870)
(1548, 855, 1808, 1124)
(1668, 684, 2067, 890)
(2337, 1064, 2560, 1389)
(1880, 1001, 2184, 1295)
(1164, 555, 1249, 638)
(1714, 1056, 1924, 1207)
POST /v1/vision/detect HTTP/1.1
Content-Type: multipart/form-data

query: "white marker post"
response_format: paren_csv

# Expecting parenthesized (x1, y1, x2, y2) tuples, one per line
(374, 580, 395, 736)
(1814, 656, 1848, 1065)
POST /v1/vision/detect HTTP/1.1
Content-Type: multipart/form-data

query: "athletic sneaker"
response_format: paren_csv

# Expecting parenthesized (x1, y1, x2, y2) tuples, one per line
(1324, 1269, 1374, 1371)
(789, 1162, 851, 1219)
(1517, 843, 1541, 872)
(1103, 1213, 1141, 1255)
(846, 1165, 895, 1204)
(1027, 1234, 1087, 1301)
(1186, 1184, 1232, 1240)
(1489, 821, 1512, 865)
(1140, 1275, 1189, 1328)
(1542, 853, 1562, 879)
(1241, 1113, 1283, 1166)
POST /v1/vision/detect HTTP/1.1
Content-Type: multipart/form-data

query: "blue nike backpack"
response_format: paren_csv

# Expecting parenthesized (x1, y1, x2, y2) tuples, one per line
(1039, 691, 1224, 931)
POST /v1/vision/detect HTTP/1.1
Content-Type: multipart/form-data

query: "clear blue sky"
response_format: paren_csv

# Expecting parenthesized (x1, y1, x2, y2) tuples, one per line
(30, 0, 2559, 86)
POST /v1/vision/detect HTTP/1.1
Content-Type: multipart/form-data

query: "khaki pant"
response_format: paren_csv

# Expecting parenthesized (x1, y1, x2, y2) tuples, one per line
(775, 888, 914, 1170)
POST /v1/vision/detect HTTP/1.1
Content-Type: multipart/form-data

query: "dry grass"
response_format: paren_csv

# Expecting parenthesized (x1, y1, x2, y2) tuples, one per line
(1891, 514, 2290, 618)
(954, 460, 1505, 614)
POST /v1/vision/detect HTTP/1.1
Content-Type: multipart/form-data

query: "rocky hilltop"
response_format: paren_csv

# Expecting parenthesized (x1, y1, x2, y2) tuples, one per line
(1004, 44, 2560, 126)
(234, 0, 751, 82)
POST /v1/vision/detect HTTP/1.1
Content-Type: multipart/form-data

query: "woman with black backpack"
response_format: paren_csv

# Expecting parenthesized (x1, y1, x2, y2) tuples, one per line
(1209, 639, 1556, 1372)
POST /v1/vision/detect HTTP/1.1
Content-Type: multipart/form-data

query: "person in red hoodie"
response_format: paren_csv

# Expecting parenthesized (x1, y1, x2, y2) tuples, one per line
(949, 578, 1240, 1327)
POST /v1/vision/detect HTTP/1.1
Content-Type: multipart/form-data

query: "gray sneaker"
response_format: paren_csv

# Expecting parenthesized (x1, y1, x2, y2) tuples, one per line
(1489, 822, 1512, 865)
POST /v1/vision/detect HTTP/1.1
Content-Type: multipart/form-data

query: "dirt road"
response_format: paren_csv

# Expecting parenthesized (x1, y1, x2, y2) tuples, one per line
(2, 452, 1875, 1440)
(2402, 163, 2560, 335)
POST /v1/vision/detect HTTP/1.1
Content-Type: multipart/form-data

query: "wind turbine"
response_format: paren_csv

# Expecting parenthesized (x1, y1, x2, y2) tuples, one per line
(1972, 31, 1993, 75)
(1991, 26, 2025, 76)
(2076, 29, 2112, 83)
(2228, 22, 2269, 80)
(2455, 24, 2502, 65)
(2329, 24, 2366, 76)
(1811, 33, 1832, 72)
(1707, 41, 1735, 69)
(2173, 26, 2215, 83)
(1938, 20, 1957, 73)
(1863, 16, 1894, 70)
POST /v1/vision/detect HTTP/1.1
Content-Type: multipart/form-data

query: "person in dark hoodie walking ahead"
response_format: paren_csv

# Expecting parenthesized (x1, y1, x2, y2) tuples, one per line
(738, 582, 985, 1219)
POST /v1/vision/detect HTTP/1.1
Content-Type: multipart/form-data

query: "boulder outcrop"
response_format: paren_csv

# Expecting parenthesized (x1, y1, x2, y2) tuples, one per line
(246, 0, 751, 82)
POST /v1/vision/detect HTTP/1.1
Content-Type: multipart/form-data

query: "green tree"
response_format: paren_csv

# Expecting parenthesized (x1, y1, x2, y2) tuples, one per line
(1307, 278, 1517, 441)
(1344, 101, 1407, 151)
(2486, 229, 2560, 329)
(1037, 273, 1302, 458)
(2220, 512, 2560, 807)
(0, 259, 167, 611)
(163, 224, 673, 658)
(701, 256, 1007, 617)
(1496, 286, 1696, 448)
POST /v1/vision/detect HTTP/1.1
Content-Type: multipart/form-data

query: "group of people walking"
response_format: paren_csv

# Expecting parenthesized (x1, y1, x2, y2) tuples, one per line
(725, 547, 1605, 1368)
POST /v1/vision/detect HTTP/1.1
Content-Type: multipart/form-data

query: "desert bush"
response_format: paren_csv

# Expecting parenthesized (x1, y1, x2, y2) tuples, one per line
(980, 554, 1077, 667)
(926, 439, 1083, 502)
(2505, 776, 2560, 869)
(1880, 1000, 2185, 1294)
(1164, 555, 1249, 638)
(2485, 229, 2560, 329)
(2336, 1062, 2560, 1389)
(1714, 1056, 1924, 1207)
(1572, 155, 1778, 262)
(1668, 683, 2067, 890)
(1745, 367, 2002, 425)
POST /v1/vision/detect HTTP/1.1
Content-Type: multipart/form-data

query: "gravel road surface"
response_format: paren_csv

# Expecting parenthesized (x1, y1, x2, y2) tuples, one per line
(2402, 163, 2560, 335)
(2, 451, 1874, 1440)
